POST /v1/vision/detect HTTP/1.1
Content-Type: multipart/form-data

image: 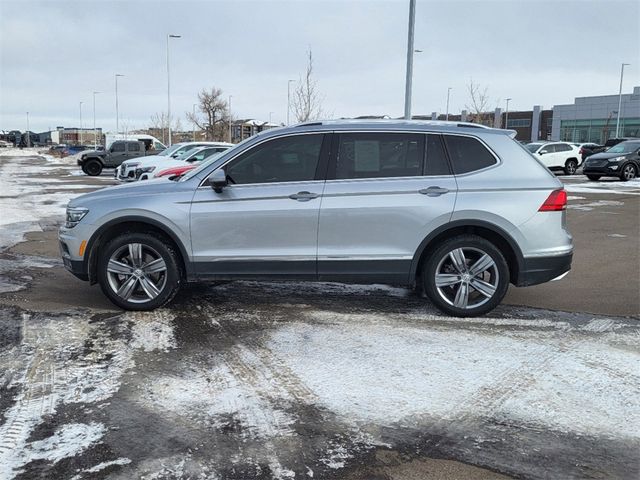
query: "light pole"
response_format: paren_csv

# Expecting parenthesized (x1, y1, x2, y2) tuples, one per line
(269, 111, 274, 123)
(115, 74, 124, 135)
(287, 79, 295, 125)
(445, 87, 452, 121)
(505, 98, 512, 129)
(615, 63, 630, 138)
(228, 95, 232, 142)
(26, 112, 30, 148)
(403, 0, 417, 120)
(192, 103, 197, 141)
(166, 34, 181, 146)
(93, 91, 100, 149)
(79, 101, 83, 145)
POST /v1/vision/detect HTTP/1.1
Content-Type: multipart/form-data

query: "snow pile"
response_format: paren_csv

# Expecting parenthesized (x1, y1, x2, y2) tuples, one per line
(564, 177, 640, 195)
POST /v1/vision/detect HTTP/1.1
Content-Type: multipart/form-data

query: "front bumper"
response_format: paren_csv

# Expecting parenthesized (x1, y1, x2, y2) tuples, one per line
(59, 225, 91, 281)
(516, 252, 572, 287)
(583, 161, 620, 175)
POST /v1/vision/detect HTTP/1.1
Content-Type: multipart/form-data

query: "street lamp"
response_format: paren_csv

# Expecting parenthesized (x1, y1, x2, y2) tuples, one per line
(287, 80, 295, 125)
(26, 112, 30, 148)
(166, 34, 181, 147)
(93, 91, 100, 149)
(445, 87, 452, 121)
(505, 98, 512, 129)
(403, 0, 417, 120)
(228, 95, 232, 142)
(79, 101, 83, 145)
(269, 111, 274, 123)
(115, 74, 124, 135)
(615, 63, 630, 138)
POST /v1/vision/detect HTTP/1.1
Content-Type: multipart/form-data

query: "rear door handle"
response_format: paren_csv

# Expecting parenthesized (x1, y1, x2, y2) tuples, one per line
(289, 191, 319, 201)
(419, 186, 450, 197)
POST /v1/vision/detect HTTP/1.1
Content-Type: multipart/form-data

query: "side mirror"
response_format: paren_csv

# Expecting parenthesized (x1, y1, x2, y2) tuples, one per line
(539, 150, 548, 155)
(208, 169, 228, 193)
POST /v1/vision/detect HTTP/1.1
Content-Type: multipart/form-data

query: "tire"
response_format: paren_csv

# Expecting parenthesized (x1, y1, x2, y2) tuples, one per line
(97, 232, 182, 310)
(84, 159, 103, 176)
(422, 234, 510, 317)
(620, 163, 637, 182)
(586, 174, 601, 181)
(564, 159, 578, 175)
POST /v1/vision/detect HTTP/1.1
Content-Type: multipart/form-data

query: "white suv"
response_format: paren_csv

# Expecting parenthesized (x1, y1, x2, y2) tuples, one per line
(526, 142, 581, 175)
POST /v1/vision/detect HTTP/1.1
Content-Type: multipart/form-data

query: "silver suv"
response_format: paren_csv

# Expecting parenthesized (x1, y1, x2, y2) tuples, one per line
(59, 121, 573, 317)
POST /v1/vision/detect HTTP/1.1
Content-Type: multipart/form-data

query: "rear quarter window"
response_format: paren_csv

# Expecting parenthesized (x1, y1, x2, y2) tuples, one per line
(443, 135, 497, 174)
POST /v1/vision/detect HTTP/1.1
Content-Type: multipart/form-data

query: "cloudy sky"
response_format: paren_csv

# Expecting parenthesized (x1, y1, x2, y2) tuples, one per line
(1, 0, 638, 133)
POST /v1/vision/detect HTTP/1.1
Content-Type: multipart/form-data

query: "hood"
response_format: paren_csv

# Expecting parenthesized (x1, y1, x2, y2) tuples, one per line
(587, 151, 631, 161)
(121, 154, 163, 166)
(81, 149, 105, 157)
(68, 176, 192, 207)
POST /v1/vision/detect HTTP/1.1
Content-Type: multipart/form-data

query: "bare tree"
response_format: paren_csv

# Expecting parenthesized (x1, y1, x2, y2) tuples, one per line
(292, 49, 324, 123)
(186, 87, 229, 141)
(465, 79, 493, 126)
(149, 112, 174, 144)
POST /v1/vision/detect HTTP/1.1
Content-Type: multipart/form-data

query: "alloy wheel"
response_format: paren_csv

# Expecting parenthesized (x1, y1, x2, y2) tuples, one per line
(434, 247, 499, 310)
(106, 243, 167, 303)
(622, 164, 636, 180)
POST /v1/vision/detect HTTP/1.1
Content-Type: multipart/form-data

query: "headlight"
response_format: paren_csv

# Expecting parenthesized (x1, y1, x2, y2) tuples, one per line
(66, 206, 89, 228)
(138, 166, 156, 173)
(609, 156, 626, 162)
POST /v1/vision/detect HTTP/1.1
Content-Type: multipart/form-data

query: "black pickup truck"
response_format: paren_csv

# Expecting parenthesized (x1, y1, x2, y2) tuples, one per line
(78, 140, 161, 176)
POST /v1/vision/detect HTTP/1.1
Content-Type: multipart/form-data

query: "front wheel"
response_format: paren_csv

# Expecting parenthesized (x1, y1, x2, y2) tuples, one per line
(620, 163, 637, 181)
(564, 159, 578, 175)
(83, 159, 103, 176)
(422, 235, 510, 317)
(586, 174, 601, 181)
(97, 232, 182, 310)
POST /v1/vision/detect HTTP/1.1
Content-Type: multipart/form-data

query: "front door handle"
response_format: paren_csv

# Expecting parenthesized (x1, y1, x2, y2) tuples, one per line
(419, 186, 450, 197)
(289, 191, 319, 201)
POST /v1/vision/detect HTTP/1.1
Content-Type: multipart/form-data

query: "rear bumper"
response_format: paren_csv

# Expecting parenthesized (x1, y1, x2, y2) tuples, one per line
(516, 252, 572, 287)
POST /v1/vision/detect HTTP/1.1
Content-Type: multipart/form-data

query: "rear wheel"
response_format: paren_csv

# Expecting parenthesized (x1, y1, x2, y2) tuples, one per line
(422, 235, 509, 317)
(586, 174, 601, 181)
(97, 232, 182, 310)
(84, 159, 103, 176)
(564, 159, 578, 175)
(620, 163, 637, 181)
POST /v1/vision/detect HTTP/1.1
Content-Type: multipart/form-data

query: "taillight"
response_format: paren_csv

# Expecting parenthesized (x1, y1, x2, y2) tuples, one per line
(579, 147, 584, 155)
(539, 189, 567, 211)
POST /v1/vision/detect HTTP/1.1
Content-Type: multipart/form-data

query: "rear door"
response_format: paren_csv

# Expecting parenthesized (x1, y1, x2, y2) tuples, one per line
(317, 132, 457, 283)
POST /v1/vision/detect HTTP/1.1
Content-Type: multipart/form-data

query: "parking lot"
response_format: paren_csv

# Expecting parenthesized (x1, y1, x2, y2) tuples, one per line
(0, 150, 638, 480)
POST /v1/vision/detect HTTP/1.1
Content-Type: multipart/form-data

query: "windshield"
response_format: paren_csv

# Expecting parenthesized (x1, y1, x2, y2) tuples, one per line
(158, 144, 184, 157)
(607, 142, 640, 154)
(180, 137, 255, 181)
(526, 143, 543, 152)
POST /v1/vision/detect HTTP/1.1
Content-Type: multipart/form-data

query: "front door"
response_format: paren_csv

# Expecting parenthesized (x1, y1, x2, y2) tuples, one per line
(317, 132, 457, 283)
(190, 133, 329, 278)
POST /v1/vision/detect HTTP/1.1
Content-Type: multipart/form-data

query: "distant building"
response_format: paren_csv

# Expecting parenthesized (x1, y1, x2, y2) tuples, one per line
(37, 126, 103, 146)
(231, 119, 279, 143)
(551, 86, 640, 143)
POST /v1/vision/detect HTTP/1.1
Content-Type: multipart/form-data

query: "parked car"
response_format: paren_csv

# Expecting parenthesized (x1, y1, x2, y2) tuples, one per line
(62, 145, 91, 157)
(582, 140, 640, 181)
(135, 145, 231, 180)
(576, 142, 602, 162)
(78, 140, 161, 176)
(525, 141, 582, 174)
(59, 120, 573, 317)
(116, 142, 231, 181)
(156, 164, 197, 179)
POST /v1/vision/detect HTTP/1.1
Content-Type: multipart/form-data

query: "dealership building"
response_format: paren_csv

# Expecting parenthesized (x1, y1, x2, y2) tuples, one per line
(551, 86, 640, 143)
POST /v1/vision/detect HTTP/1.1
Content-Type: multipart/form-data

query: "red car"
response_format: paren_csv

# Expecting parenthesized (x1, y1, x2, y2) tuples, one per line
(156, 165, 196, 178)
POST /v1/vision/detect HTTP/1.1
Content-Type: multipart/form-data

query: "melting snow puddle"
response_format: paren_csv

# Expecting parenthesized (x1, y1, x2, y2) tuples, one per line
(607, 233, 627, 238)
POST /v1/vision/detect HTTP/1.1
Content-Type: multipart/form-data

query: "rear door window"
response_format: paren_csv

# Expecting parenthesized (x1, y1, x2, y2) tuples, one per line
(333, 133, 424, 179)
(128, 142, 141, 152)
(443, 135, 497, 174)
(556, 143, 572, 152)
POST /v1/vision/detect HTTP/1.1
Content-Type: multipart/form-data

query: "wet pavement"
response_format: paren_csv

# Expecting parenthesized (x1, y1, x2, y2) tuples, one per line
(0, 151, 638, 479)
